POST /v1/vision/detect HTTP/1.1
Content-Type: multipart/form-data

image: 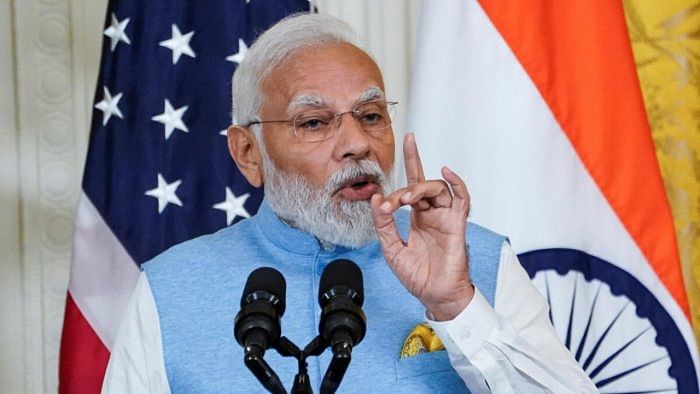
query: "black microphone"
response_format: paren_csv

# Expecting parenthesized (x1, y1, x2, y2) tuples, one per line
(318, 259, 366, 394)
(234, 267, 287, 394)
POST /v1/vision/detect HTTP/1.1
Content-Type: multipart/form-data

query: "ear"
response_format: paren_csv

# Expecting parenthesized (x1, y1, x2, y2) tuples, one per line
(227, 125, 264, 187)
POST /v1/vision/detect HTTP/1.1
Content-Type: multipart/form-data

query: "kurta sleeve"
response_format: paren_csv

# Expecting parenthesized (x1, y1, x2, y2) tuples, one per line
(429, 242, 597, 393)
(102, 272, 171, 394)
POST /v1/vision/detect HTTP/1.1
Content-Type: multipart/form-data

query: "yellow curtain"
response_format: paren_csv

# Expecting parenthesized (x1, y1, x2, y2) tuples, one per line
(623, 0, 700, 350)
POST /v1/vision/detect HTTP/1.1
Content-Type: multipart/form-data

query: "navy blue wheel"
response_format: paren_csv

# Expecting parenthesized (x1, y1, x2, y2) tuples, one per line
(519, 248, 698, 393)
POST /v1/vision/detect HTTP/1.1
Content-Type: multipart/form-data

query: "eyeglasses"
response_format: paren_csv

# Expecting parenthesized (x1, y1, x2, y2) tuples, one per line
(247, 99, 398, 143)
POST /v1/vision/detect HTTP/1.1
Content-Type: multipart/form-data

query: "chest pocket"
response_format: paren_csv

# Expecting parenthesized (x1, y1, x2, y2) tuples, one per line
(395, 350, 453, 379)
(392, 351, 469, 393)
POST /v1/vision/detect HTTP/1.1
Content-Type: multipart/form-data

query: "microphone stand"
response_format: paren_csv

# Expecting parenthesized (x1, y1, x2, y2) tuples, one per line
(244, 334, 351, 394)
(301, 335, 352, 394)
(275, 337, 313, 394)
(320, 335, 352, 394)
(242, 335, 286, 394)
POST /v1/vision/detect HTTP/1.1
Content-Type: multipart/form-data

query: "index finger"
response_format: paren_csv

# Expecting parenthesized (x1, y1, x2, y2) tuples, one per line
(403, 132, 426, 186)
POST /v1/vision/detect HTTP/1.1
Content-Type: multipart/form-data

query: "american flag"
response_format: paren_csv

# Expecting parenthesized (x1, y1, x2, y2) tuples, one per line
(59, 1, 311, 392)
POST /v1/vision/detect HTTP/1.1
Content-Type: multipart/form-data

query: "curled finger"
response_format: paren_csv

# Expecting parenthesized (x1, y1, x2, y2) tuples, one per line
(441, 166, 470, 212)
(400, 180, 452, 210)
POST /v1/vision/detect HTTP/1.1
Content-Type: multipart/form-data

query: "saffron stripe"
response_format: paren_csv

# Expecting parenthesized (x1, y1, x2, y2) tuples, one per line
(476, 0, 688, 315)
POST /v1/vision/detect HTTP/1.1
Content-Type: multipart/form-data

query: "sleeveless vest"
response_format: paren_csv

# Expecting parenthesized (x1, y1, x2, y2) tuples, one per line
(144, 199, 505, 393)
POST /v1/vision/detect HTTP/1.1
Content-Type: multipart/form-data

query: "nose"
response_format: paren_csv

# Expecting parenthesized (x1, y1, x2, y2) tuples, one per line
(333, 112, 371, 161)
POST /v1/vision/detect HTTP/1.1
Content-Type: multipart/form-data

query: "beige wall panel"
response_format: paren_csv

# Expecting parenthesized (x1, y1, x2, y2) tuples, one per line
(2, 0, 107, 391)
(0, 0, 24, 392)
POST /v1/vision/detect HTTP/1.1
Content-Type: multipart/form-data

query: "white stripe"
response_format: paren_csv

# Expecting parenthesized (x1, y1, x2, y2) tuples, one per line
(69, 192, 140, 350)
(408, 0, 698, 372)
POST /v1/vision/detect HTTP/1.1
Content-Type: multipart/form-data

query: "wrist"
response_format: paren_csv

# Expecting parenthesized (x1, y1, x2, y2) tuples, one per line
(425, 284, 475, 321)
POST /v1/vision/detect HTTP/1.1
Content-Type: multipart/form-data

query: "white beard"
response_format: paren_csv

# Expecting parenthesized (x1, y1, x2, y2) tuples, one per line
(261, 152, 392, 249)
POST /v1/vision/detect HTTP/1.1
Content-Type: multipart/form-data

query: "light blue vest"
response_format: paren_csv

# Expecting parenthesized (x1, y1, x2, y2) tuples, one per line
(144, 199, 506, 393)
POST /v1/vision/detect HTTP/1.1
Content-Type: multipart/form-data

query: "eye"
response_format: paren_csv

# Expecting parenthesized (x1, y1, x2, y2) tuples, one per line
(358, 110, 384, 125)
(295, 115, 330, 132)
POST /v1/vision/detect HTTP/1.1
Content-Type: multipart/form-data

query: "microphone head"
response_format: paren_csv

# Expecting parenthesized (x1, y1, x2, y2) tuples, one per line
(241, 266, 286, 315)
(319, 259, 364, 307)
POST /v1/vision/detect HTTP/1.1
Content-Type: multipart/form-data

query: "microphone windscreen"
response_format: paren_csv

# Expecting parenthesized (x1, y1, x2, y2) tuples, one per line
(241, 267, 286, 314)
(319, 259, 364, 307)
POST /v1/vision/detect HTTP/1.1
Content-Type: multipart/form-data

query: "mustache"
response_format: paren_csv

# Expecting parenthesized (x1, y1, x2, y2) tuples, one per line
(325, 160, 389, 195)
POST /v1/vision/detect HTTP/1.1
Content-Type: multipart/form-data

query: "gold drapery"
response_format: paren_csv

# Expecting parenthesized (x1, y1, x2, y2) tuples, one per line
(623, 0, 700, 350)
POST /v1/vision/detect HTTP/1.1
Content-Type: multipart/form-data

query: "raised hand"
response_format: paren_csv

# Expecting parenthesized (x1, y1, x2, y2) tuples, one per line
(370, 133, 473, 321)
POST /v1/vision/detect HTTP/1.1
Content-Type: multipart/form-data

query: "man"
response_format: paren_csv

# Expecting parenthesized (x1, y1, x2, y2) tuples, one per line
(103, 13, 596, 393)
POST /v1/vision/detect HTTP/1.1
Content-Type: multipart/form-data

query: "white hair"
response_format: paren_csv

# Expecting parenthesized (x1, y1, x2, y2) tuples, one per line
(231, 13, 366, 132)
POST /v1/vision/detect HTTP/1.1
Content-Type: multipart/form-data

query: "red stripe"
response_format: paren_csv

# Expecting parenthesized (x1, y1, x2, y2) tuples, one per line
(477, 0, 689, 316)
(59, 293, 110, 394)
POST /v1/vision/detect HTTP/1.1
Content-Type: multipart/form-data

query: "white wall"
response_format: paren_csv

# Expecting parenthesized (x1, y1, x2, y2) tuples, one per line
(0, 1, 421, 392)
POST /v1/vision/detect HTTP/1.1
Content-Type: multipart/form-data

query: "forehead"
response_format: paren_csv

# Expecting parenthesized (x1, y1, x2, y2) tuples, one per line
(261, 43, 385, 111)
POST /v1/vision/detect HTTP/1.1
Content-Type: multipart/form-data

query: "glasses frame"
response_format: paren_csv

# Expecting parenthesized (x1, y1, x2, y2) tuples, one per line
(246, 99, 398, 143)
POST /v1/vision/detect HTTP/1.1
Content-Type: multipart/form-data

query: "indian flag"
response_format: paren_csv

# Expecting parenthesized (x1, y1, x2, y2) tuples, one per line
(408, 0, 700, 392)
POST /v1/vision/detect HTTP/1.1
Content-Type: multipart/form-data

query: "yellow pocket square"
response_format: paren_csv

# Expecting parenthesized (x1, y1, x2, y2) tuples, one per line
(400, 322, 445, 359)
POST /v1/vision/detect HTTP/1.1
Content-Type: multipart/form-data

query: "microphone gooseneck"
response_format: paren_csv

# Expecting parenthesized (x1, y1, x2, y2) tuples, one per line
(235, 261, 367, 394)
(234, 267, 287, 394)
(317, 259, 366, 394)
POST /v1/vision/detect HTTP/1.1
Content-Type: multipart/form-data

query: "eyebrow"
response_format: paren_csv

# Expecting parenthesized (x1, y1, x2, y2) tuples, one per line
(358, 86, 385, 102)
(286, 86, 386, 114)
(287, 95, 328, 114)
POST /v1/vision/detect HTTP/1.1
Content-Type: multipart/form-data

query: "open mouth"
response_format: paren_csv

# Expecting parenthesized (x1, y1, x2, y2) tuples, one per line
(334, 175, 380, 201)
(349, 179, 370, 188)
(339, 175, 374, 190)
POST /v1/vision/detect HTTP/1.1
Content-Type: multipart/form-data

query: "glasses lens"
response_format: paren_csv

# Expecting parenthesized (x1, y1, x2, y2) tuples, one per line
(293, 110, 334, 142)
(354, 100, 395, 131)
(291, 100, 397, 142)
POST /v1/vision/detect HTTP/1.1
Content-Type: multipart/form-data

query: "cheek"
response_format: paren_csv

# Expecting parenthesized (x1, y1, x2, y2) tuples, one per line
(374, 134, 395, 170)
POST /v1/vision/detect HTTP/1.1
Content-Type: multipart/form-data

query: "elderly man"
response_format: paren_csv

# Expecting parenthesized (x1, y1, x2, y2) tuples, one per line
(103, 13, 595, 393)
